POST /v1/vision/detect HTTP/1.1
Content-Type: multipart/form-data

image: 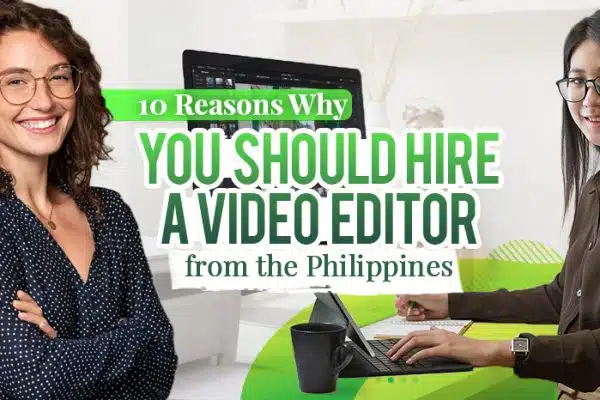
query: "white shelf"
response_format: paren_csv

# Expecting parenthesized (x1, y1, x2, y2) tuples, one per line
(260, 0, 598, 23)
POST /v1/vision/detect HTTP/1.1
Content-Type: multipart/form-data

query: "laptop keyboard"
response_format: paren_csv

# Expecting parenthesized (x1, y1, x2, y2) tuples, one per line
(347, 339, 437, 373)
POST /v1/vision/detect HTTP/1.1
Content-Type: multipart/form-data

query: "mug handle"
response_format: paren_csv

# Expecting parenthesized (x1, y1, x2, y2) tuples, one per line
(332, 342, 353, 376)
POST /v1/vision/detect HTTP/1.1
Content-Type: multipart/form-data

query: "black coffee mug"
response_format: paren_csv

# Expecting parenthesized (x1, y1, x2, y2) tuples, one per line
(290, 322, 353, 394)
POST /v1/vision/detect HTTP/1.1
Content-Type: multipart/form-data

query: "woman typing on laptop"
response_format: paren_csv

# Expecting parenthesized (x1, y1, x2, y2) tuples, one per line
(387, 10, 600, 399)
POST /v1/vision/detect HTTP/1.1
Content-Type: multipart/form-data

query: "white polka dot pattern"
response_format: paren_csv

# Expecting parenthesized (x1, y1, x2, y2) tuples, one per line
(0, 180, 178, 399)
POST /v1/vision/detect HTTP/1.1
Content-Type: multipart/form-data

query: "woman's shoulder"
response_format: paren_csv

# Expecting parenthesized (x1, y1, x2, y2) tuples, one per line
(89, 186, 123, 203)
(588, 170, 600, 188)
(579, 172, 600, 201)
(570, 172, 600, 234)
(88, 186, 135, 220)
(88, 186, 142, 238)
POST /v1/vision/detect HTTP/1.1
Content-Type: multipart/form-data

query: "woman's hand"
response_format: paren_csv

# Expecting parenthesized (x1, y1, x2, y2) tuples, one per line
(385, 327, 514, 368)
(395, 294, 449, 320)
(12, 290, 57, 339)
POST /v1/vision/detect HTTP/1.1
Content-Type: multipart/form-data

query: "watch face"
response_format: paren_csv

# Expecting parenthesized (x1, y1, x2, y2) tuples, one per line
(512, 338, 529, 352)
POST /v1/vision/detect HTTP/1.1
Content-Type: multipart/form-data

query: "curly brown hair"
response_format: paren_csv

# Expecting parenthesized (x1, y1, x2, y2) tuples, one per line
(0, 0, 112, 213)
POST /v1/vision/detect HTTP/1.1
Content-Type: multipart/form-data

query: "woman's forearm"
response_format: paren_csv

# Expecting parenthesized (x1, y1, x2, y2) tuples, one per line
(448, 273, 563, 324)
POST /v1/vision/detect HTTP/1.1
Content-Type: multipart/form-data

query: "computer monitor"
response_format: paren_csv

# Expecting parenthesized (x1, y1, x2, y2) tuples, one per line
(182, 49, 365, 137)
(181, 49, 366, 192)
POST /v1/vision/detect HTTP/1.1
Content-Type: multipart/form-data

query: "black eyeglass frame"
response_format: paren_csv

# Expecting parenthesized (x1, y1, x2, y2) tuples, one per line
(555, 76, 600, 103)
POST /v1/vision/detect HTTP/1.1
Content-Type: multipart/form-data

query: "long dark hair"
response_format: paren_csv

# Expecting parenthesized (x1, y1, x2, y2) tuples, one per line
(562, 10, 600, 223)
(0, 0, 112, 213)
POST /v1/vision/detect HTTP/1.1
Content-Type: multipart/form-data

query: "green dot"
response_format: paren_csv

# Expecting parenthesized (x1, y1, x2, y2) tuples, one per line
(387, 377, 394, 383)
(401, 377, 408, 384)
(412, 377, 419, 383)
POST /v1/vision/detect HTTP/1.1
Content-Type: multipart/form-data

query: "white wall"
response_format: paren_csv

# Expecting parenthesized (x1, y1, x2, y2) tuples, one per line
(126, 0, 286, 235)
(281, 9, 595, 256)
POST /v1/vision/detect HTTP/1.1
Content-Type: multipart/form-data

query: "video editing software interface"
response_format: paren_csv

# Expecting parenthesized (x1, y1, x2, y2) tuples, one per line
(186, 60, 365, 192)
(187, 64, 364, 137)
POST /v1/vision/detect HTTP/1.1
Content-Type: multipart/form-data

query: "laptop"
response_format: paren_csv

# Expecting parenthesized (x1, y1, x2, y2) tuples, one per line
(309, 292, 473, 378)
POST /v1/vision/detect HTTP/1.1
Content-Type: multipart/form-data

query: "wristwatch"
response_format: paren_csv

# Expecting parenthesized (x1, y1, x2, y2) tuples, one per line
(511, 334, 531, 372)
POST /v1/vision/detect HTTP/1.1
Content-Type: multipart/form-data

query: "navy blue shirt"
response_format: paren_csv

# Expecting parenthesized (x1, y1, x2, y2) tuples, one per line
(0, 176, 178, 399)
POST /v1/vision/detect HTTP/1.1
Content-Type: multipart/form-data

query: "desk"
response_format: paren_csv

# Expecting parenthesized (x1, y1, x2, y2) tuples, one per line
(241, 294, 558, 400)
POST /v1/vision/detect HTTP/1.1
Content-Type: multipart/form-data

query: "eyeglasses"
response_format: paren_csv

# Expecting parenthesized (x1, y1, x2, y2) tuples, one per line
(556, 76, 600, 102)
(0, 64, 81, 106)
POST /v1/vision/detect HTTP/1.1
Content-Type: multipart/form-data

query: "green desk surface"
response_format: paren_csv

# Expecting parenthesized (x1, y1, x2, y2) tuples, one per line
(241, 294, 559, 400)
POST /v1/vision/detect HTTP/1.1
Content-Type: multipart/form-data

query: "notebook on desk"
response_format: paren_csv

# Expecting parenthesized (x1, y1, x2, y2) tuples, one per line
(362, 316, 473, 340)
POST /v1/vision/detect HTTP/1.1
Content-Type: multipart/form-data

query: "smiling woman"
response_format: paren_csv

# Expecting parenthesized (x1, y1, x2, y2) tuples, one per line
(390, 9, 600, 400)
(0, 31, 78, 163)
(0, 1, 177, 400)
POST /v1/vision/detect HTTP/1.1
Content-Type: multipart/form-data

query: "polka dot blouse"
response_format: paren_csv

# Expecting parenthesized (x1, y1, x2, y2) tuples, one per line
(0, 176, 178, 399)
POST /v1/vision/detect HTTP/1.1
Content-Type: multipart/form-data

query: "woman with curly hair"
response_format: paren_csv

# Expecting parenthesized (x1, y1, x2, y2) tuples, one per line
(0, 1, 178, 399)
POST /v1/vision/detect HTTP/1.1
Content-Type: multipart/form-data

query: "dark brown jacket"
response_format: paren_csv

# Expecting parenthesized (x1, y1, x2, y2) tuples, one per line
(448, 173, 600, 394)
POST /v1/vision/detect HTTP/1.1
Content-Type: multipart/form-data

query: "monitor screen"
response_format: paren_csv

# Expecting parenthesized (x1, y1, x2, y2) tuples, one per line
(182, 49, 365, 138)
(181, 50, 366, 192)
